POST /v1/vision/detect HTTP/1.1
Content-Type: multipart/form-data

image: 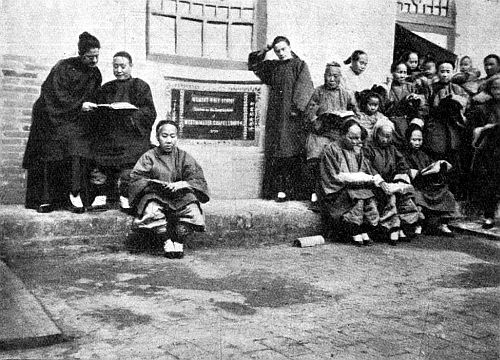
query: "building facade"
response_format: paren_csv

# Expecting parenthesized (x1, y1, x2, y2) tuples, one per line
(1, 0, 498, 203)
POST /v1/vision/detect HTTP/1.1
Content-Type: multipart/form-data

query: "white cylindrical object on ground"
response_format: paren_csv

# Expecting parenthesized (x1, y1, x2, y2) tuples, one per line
(293, 235, 325, 248)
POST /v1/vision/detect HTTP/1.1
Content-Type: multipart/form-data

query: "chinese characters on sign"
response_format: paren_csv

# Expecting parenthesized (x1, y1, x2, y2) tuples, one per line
(171, 89, 256, 140)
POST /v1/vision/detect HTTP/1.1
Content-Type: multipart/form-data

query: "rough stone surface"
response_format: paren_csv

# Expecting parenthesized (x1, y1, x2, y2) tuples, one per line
(0, 231, 498, 360)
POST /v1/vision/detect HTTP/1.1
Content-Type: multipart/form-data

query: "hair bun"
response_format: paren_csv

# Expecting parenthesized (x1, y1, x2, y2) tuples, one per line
(79, 32, 92, 40)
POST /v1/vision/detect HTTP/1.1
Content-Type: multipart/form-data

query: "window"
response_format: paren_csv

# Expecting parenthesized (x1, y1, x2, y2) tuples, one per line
(397, 0, 450, 17)
(147, 0, 265, 69)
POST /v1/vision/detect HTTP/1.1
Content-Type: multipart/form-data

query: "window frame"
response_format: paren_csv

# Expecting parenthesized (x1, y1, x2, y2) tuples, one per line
(146, 0, 265, 70)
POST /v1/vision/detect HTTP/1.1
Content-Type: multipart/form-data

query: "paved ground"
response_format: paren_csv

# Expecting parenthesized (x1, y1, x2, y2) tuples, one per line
(1, 232, 498, 360)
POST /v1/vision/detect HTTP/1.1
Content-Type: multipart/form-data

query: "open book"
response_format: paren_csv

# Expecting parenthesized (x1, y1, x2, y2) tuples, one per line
(420, 160, 452, 176)
(97, 102, 138, 111)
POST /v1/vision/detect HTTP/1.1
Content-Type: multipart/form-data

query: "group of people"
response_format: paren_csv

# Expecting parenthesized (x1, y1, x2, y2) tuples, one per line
(249, 36, 499, 246)
(22, 31, 499, 256)
(23, 32, 210, 259)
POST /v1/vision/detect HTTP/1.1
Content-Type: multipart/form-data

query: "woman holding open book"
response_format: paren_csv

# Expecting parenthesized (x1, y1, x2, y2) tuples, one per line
(89, 51, 157, 211)
(403, 121, 457, 237)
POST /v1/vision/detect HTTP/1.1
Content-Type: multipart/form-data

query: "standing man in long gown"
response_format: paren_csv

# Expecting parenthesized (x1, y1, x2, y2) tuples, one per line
(89, 51, 156, 211)
(249, 36, 314, 201)
(23, 32, 102, 213)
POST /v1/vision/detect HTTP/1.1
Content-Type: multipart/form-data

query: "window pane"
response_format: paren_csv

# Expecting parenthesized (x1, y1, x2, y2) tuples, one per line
(217, 6, 228, 18)
(149, 15, 176, 55)
(205, 5, 216, 17)
(178, 18, 202, 57)
(179, 1, 190, 15)
(163, 0, 176, 13)
(149, 0, 162, 12)
(241, 8, 253, 21)
(230, 7, 241, 19)
(192, 3, 203, 16)
(229, 24, 252, 60)
(204, 22, 227, 59)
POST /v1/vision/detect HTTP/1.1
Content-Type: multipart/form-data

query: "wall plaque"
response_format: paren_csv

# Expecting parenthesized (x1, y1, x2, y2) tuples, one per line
(171, 89, 256, 140)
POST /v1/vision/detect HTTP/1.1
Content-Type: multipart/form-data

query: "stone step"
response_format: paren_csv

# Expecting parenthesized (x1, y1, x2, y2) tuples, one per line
(0, 201, 322, 255)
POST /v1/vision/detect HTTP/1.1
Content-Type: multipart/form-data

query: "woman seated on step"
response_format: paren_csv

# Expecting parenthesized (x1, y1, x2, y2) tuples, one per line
(319, 117, 390, 247)
(128, 120, 210, 259)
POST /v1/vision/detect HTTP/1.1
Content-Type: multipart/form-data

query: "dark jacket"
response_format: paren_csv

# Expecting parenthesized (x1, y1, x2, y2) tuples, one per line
(23, 57, 102, 167)
(92, 77, 157, 166)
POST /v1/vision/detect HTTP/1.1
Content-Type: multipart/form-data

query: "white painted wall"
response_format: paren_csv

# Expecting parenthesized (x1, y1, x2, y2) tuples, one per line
(265, 0, 397, 86)
(454, 0, 500, 71)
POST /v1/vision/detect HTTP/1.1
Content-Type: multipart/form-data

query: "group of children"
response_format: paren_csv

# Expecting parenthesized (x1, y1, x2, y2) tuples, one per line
(303, 50, 500, 245)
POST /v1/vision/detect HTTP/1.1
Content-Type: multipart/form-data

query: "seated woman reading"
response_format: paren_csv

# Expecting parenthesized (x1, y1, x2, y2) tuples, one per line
(403, 123, 456, 237)
(128, 120, 210, 258)
(363, 123, 422, 243)
(319, 118, 388, 246)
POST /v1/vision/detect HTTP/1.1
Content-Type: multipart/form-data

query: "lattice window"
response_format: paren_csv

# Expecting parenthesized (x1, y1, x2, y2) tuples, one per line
(397, 0, 450, 16)
(148, 0, 256, 62)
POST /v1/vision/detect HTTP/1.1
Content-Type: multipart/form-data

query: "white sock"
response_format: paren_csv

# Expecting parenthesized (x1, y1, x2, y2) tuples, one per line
(390, 231, 399, 241)
(70, 193, 83, 208)
(91, 195, 107, 207)
(415, 225, 422, 234)
(311, 193, 318, 202)
(399, 230, 407, 238)
(119, 196, 130, 209)
(163, 239, 174, 252)
(173, 242, 184, 253)
(361, 233, 370, 241)
(440, 224, 452, 233)
(277, 192, 286, 199)
(353, 234, 363, 243)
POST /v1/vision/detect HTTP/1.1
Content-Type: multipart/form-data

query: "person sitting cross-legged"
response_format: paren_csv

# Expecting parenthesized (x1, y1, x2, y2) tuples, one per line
(319, 118, 389, 246)
(128, 120, 209, 259)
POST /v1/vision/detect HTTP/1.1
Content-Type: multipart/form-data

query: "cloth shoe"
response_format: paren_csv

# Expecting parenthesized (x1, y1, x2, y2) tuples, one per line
(89, 195, 108, 212)
(276, 192, 287, 203)
(69, 193, 85, 214)
(482, 218, 494, 229)
(37, 203, 54, 213)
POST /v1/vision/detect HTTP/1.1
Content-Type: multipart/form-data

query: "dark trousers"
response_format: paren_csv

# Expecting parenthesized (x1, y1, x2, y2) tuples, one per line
(90, 164, 134, 202)
(262, 155, 307, 200)
(305, 158, 321, 197)
(25, 156, 91, 208)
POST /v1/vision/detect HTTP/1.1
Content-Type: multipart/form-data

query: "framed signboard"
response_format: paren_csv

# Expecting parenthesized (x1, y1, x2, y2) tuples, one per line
(165, 77, 262, 145)
(171, 89, 256, 140)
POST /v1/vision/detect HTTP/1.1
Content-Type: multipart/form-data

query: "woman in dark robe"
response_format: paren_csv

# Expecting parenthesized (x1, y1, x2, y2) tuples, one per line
(364, 123, 422, 242)
(22, 32, 102, 213)
(89, 51, 156, 211)
(129, 120, 209, 259)
(403, 123, 456, 236)
(320, 118, 389, 246)
(384, 61, 427, 150)
(248, 36, 314, 201)
(468, 76, 500, 229)
(425, 61, 469, 199)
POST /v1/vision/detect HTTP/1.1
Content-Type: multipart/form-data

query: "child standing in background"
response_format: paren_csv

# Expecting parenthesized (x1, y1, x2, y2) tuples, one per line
(357, 91, 393, 140)
(452, 56, 481, 95)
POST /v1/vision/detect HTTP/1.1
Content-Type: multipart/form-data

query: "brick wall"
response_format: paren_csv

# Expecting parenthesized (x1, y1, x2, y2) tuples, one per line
(0, 55, 49, 204)
(0, 55, 266, 204)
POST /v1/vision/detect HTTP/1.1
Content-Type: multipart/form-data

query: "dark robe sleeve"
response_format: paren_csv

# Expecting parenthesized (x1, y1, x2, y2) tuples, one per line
(305, 88, 321, 131)
(321, 144, 376, 196)
(43, 61, 101, 125)
(129, 79, 157, 136)
(181, 151, 210, 204)
(248, 50, 272, 85)
(128, 151, 156, 206)
(292, 61, 314, 112)
(394, 147, 410, 175)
